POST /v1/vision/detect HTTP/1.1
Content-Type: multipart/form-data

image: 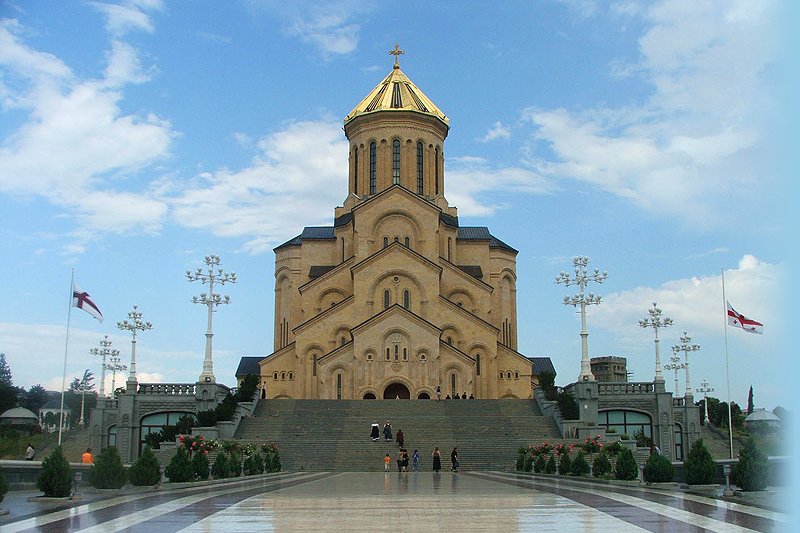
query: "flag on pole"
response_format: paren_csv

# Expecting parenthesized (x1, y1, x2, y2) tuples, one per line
(726, 301, 762, 334)
(72, 283, 103, 322)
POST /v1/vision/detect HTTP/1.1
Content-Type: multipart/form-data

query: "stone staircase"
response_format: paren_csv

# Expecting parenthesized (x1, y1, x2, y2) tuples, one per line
(235, 399, 564, 471)
(699, 424, 745, 459)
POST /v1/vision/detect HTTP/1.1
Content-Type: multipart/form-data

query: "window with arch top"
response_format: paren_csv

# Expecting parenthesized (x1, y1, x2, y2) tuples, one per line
(336, 373, 342, 399)
(403, 289, 410, 309)
(417, 141, 424, 193)
(353, 146, 358, 194)
(383, 289, 390, 309)
(392, 139, 401, 185)
(369, 141, 376, 194)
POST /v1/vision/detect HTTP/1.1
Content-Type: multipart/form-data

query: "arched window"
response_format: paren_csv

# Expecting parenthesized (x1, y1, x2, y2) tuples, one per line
(383, 236, 389, 248)
(386, 348, 391, 361)
(514, 370, 519, 380)
(107, 425, 117, 447)
(281, 372, 286, 380)
(450, 373, 457, 396)
(288, 372, 294, 380)
(476, 354, 481, 375)
(340, 336, 346, 346)
(403, 289, 410, 309)
(404, 236, 410, 247)
(403, 348, 408, 361)
(353, 146, 358, 194)
(675, 423, 684, 461)
(369, 141, 376, 194)
(499, 371, 504, 380)
(312, 355, 317, 376)
(506, 371, 511, 380)
(447, 237, 452, 261)
(394, 344, 399, 361)
(366, 353, 373, 361)
(392, 139, 401, 185)
(383, 289, 390, 309)
(273, 372, 278, 380)
(420, 354, 426, 362)
(435, 146, 440, 195)
(417, 141, 424, 193)
(336, 374, 342, 400)
(598, 410, 653, 441)
(447, 336, 452, 345)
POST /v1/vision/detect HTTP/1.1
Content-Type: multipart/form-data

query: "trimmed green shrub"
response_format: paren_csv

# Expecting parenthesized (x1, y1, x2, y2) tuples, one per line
(263, 446, 281, 473)
(515, 447, 526, 471)
(196, 410, 217, 427)
(733, 438, 769, 491)
(229, 454, 242, 477)
(192, 450, 210, 480)
(643, 452, 674, 482)
(684, 439, 716, 485)
(604, 441, 623, 457)
(211, 451, 231, 479)
(175, 415, 195, 435)
(235, 374, 260, 403)
(614, 447, 639, 481)
(88, 447, 127, 489)
(556, 391, 579, 420)
(533, 454, 546, 473)
(128, 446, 161, 486)
(557, 452, 572, 475)
(544, 454, 557, 474)
(165, 446, 194, 483)
(571, 452, 590, 476)
(592, 450, 612, 477)
(523, 453, 533, 472)
(244, 453, 264, 476)
(0, 466, 9, 503)
(215, 394, 237, 422)
(37, 446, 74, 497)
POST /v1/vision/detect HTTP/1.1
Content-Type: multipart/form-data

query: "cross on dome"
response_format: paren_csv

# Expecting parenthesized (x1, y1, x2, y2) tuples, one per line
(389, 43, 404, 68)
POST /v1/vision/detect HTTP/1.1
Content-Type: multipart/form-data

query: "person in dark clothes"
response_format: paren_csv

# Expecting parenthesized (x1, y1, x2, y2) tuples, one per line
(396, 429, 405, 448)
(432, 447, 442, 472)
(383, 421, 392, 442)
(451, 447, 459, 472)
(370, 422, 380, 441)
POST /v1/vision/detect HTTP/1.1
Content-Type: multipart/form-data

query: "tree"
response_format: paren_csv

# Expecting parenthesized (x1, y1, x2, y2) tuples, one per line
(20, 385, 49, 415)
(88, 447, 127, 489)
(0, 353, 13, 385)
(614, 448, 639, 481)
(128, 446, 161, 486)
(747, 386, 754, 414)
(37, 446, 74, 497)
(733, 438, 769, 491)
(683, 439, 716, 485)
(0, 353, 21, 414)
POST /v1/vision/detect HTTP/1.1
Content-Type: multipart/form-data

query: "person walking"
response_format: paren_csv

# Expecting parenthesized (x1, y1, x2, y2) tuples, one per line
(450, 447, 459, 472)
(432, 447, 442, 472)
(435, 385, 441, 401)
(402, 449, 409, 472)
(384, 453, 391, 472)
(370, 422, 380, 441)
(383, 421, 392, 442)
(396, 429, 405, 448)
(412, 449, 420, 471)
(24, 443, 35, 461)
(82, 448, 94, 464)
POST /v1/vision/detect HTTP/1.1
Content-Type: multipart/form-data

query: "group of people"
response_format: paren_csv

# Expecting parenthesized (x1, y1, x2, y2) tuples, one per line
(434, 386, 474, 401)
(23, 444, 93, 463)
(371, 421, 395, 442)
(370, 420, 460, 472)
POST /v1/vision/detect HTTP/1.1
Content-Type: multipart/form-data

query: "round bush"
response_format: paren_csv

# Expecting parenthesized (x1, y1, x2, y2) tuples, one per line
(557, 452, 572, 475)
(592, 450, 611, 477)
(533, 454, 546, 473)
(0, 466, 9, 503)
(244, 453, 264, 476)
(211, 451, 231, 479)
(37, 446, 74, 497)
(570, 452, 590, 476)
(88, 446, 127, 489)
(544, 454, 557, 474)
(684, 439, 716, 485)
(165, 446, 194, 483)
(192, 450, 210, 480)
(614, 447, 639, 481)
(643, 452, 674, 482)
(128, 446, 162, 486)
(733, 438, 769, 491)
(515, 449, 526, 471)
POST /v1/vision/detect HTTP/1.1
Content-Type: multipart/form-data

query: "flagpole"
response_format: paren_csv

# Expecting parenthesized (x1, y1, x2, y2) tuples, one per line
(721, 268, 734, 459)
(58, 268, 75, 446)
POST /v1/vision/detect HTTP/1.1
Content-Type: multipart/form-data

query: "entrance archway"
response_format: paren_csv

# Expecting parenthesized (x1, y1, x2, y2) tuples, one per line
(363, 392, 376, 399)
(417, 392, 430, 400)
(383, 382, 410, 399)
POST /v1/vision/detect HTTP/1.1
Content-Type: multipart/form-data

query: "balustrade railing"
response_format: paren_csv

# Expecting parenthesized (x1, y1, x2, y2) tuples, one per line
(597, 382, 655, 395)
(137, 383, 197, 396)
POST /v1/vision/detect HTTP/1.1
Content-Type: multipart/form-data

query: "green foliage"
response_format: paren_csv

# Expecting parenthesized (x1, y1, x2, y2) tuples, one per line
(604, 441, 622, 457)
(570, 452, 590, 476)
(88, 447, 127, 489)
(175, 415, 195, 435)
(128, 446, 161, 486)
(523, 452, 533, 472)
(235, 374, 260, 403)
(161, 424, 179, 443)
(643, 452, 674, 482)
(262, 443, 281, 472)
(0, 466, 9, 503)
(36, 446, 74, 497)
(683, 439, 717, 485)
(633, 428, 648, 447)
(192, 450, 210, 480)
(165, 445, 194, 483)
(557, 452, 571, 475)
(556, 390, 579, 420)
(538, 371, 557, 400)
(20, 384, 49, 414)
(533, 454, 546, 473)
(515, 450, 526, 471)
(614, 447, 639, 481)
(733, 438, 769, 491)
(196, 410, 218, 427)
(592, 450, 612, 477)
(211, 451, 231, 479)
(244, 453, 264, 476)
(544, 454, 557, 474)
(144, 431, 162, 450)
(215, 393, 237, 422)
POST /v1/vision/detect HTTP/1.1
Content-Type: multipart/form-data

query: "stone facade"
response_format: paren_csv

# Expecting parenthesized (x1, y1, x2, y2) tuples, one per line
(590, 356, 628, 382)
(237, 63, 544, 400)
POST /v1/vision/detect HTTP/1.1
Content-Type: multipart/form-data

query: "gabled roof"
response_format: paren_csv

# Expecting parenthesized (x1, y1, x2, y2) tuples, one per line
(457, 226, 518, 254)
(344, 66, 448, 127)
(235, 356, 263, 377)
(527, 356, 557, 376)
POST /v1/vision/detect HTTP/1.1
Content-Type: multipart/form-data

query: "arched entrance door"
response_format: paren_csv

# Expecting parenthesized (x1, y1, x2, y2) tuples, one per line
(383, 382, 410, 399)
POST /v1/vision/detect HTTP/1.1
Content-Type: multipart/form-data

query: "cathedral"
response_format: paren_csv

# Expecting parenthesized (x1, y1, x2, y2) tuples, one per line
(236, 50, 553, 400)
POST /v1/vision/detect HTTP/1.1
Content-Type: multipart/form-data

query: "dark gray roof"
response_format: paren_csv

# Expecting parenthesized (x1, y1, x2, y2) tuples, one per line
(309, 265, 336, 278)
(235, 356, 262, 377)
(300, 226, 335, 239)
(528, 357, 556, 376)
(457, 227, 491, 240)
(489, 236, 518, 254)
(334, 212, 353, 227)
(457, 265, 483, 279)
(439, 212, 459, 228)
(274, 234, 302, 251)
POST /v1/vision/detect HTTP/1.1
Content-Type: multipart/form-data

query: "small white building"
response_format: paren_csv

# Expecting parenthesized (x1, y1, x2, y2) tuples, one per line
(744, 408, 781, 433)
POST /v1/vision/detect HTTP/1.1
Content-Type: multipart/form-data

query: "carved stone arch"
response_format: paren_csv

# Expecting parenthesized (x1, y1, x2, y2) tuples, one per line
(369, 269, 426, 311)
(440, 323, 463, 346)
(327, 363, 351, 399)
(447, 289, 476, 310)
(373, 210, 422, 251)
(318, 286, 347, 310)
(499, 267, 517, 282)
(500, 391, 519, 399)
(330, 324, 352, 346)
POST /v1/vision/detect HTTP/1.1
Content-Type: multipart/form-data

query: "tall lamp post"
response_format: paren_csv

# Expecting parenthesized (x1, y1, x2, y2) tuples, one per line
(117, 305, 152, 387)
(664, 351, 686, 394)
(105, 352, 127, 398)
(672, 331, 700, 399)
(638, 302, 673, 383)
(697, 379, 715, 424)
(187, 255, 236, 383)
(555, 256, 607, 382)
(89, 335, 119, 397)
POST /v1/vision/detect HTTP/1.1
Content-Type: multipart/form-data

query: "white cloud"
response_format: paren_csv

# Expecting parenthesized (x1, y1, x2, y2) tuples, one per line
(90, 1, 161, 37)
(478, 121, 511, 143)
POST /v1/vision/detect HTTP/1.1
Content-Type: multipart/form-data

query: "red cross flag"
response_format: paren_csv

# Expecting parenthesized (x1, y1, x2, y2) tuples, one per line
(726, 301, 762, 334)
(73, 283, 103, 322)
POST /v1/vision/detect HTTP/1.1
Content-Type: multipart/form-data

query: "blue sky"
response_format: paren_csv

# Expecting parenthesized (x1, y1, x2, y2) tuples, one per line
(0, 1, 792, 411)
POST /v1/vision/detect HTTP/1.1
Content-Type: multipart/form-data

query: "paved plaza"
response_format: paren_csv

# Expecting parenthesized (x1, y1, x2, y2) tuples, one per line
(0, 471, 788, 532)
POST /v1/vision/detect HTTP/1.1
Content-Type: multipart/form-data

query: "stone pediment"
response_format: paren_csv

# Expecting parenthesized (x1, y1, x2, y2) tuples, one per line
(292, 295, 354, 335)
(351, 303, 442, 338)
(438, 296, 499, 334)
(351, 241, 441, 278)
(439, 257, 494, 293)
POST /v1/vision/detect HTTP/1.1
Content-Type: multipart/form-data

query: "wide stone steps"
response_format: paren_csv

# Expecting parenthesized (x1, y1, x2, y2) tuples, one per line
(235, 399, 564, 471)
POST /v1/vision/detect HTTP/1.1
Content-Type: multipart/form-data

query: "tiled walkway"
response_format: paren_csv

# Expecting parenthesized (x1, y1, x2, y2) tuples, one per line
(0, 471, 788, 532)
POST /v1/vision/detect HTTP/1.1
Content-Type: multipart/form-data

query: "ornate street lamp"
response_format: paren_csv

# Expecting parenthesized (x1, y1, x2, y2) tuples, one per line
(639, 302, 673, 383)
(89, 335, 119, 397)
(697, 378, 715, 424)
(663, 351, 686, 395)
(105, 352, 127, 398)
(672, 331, 700, 399)
(187, 255, 236, 383)
(117, 305, 152, 387)
(555, 256, 608, 382)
